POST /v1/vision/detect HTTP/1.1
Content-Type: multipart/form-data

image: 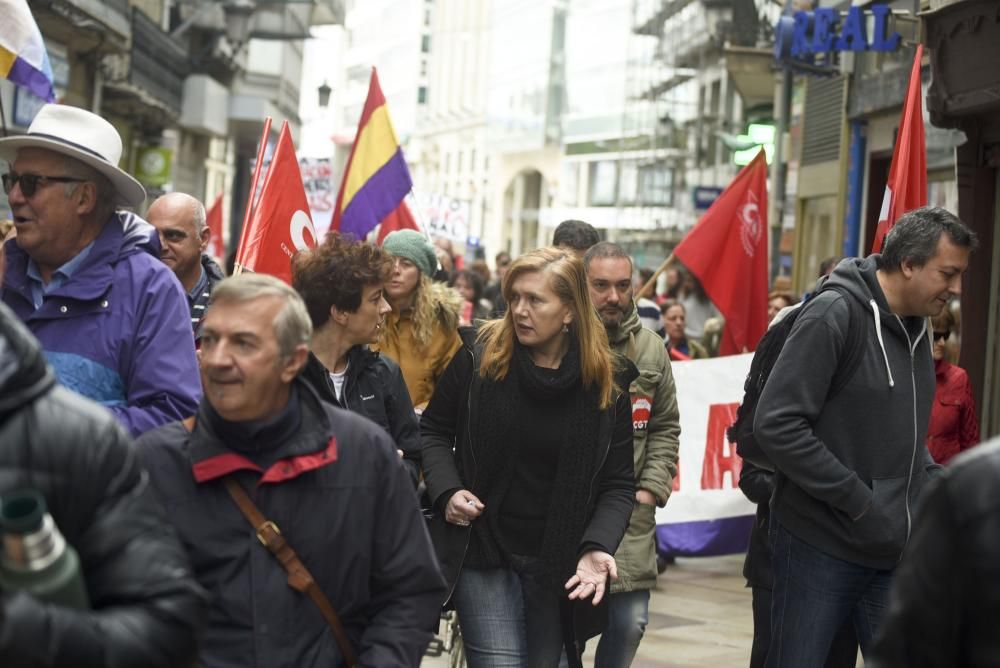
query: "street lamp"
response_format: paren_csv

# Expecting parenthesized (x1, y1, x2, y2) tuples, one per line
(222, 0, 255, 47)
(318, 81, 332, 108)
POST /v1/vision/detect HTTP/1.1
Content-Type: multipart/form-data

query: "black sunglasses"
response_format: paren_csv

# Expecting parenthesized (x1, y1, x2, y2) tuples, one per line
(2, 172, 87, 198)
(933, 330, 950, 341)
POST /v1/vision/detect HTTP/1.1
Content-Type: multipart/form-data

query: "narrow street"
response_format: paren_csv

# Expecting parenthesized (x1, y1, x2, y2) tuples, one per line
(621, 555, 752, 667)
(424, 554, 756, 668)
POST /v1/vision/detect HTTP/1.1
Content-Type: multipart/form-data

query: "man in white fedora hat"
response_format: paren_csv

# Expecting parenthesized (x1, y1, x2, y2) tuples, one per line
(0, 103, 201, 436)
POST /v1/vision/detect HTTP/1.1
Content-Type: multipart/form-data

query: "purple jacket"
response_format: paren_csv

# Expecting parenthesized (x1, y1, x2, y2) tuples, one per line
(1, 212, 201, 435)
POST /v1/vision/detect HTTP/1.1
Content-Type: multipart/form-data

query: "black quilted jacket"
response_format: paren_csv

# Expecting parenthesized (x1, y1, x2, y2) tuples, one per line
(0, 302, 207, 667)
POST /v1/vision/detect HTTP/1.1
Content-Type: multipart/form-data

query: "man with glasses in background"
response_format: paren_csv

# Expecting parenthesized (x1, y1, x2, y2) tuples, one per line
(0, 104, 200, 436)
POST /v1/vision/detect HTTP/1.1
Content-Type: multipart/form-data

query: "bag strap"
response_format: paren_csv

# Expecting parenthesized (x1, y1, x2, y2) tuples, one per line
(222, 477, 359, 667)
(825, 285, 866, 399)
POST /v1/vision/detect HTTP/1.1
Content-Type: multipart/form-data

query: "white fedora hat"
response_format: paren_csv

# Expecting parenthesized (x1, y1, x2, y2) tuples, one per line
(0, 104, 146, 208)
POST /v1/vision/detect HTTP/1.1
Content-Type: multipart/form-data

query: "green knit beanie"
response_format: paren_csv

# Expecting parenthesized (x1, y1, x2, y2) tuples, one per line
(382, 230, 437, 277)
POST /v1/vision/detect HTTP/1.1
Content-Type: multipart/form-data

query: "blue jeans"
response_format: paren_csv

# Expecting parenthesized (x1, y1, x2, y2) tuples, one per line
(593, 589, 650, 667)
(767, 521, 891, 668)
(453, 559, 565, 668)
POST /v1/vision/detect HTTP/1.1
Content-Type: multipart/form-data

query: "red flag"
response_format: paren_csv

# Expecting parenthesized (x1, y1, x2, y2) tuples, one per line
(375, 201, 420, 244)
(205, 193, 225, 261)
(234, 121, 317, 284)
(871, 44, 926, 253)
(673, 150, 769, 356)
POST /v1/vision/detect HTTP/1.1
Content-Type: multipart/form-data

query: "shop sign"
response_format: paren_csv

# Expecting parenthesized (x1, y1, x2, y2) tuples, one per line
(135, 147, 173, 187)
(692, 187, 724, 210)
(788, 5, 901, 57)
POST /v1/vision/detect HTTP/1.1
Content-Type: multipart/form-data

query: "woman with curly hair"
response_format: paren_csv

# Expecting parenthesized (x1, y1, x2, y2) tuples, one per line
(291, 232, 422, 483)
(421, 247, 636, 667)
(378, 230, 463, 411)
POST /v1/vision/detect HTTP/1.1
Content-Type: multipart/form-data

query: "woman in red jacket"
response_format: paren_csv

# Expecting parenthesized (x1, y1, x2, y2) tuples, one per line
(927, 308, 980, 464)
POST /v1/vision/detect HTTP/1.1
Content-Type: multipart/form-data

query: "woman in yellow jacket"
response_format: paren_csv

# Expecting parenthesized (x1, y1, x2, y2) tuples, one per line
(377, 230, 463, 410)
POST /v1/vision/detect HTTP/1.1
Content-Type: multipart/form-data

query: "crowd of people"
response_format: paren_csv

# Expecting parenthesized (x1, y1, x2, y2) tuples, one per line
(0, 102, 993, 668)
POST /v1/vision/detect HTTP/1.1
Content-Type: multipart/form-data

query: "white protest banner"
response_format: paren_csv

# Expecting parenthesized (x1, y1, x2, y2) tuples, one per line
(656, 353, 756, 527)
(412, 191, 470, 242)
(299, 158, 334, 240)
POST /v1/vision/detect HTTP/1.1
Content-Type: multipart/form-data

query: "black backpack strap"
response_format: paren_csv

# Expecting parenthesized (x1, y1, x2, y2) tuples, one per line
(826, 285, 866, 399)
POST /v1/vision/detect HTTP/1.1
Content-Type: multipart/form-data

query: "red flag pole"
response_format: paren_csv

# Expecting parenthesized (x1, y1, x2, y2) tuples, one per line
(638, 253, 678, 302)
(235, 116, 273, 274)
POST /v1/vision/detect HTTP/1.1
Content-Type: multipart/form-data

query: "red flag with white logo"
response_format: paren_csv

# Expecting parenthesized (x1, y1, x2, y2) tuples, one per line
(673, 150, 769, 355)
(871, 44, 926, 253)
(234, 121, 317, 284)
(205, 192, 225, 261)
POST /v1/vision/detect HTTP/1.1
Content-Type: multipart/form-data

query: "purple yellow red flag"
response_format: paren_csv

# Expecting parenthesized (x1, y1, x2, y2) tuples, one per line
(331, 67, 419, 241)
(0, 0, 56, 103)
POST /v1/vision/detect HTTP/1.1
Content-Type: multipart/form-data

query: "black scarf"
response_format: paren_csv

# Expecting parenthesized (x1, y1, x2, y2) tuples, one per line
(469, 339, 601, 590)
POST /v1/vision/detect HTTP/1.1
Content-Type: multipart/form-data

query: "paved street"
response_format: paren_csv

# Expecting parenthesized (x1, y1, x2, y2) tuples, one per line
(424, 554, 759, 667)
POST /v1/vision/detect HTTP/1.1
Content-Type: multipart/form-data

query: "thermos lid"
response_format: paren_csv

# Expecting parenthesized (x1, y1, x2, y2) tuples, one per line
(0, 490, 47, 534)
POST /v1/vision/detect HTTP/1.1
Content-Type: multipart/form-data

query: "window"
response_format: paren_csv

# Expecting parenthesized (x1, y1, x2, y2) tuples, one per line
(638, 163, 673, 206)
(418, 86, 428, 105)
(619, 162, 638, 205)
(421, 35, 431, 53)
(588, 161, 617, 206)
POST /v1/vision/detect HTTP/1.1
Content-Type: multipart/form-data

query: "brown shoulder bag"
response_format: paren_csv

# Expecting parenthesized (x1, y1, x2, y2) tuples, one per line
(181, 417, 358, 666)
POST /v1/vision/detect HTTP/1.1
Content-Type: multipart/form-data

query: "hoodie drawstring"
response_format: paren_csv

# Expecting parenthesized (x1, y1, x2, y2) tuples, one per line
(870, 299, 895, 387)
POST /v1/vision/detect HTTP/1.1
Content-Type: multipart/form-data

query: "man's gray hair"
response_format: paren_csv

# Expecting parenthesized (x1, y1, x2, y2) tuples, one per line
(209, 274, 313, 358)
(62, 156, 116, 219)
(583, 240, 633, 271)
(878, 206, 978, 271)
(191, 198, 207, 234)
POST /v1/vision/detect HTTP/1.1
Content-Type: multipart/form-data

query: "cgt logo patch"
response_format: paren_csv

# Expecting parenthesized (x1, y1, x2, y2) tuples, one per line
(632, 395, 652, 432)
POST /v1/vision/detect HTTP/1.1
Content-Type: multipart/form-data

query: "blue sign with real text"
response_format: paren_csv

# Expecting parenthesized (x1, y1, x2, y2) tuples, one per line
(775, 4, 902, 65)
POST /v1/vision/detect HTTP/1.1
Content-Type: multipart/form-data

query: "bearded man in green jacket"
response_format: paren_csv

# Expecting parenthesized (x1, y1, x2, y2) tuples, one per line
(583, 241, 681, 666)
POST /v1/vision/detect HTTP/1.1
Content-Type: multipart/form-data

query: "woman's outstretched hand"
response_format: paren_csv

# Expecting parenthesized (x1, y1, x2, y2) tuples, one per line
(565, 550, 618, 606)
(445, 490, 484, 527)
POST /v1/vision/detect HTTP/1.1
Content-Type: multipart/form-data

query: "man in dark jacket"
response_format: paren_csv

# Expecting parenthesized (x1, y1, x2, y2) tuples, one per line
(0, 104, 200, 436)
(0, 301, 206, 666)
(870, 437, 1000, 668)
(292, 233, 422, 484)
(138, 274, 445, 667)
(754, 207, 977, 666)
(147, 192, 226, 341)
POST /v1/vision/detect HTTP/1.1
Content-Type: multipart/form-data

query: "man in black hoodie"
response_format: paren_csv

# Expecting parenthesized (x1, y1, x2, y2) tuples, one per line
(754, 207, 977, 667)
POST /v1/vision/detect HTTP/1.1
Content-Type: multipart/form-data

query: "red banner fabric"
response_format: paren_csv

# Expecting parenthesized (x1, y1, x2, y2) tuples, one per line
(206, 193, 225, 261)
(871, 44, 926, 253)
(235, 121, 316, 284)
(673, 150, 769, 356)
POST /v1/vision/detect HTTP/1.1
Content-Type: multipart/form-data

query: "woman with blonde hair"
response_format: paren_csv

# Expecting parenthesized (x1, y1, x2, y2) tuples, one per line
(421, 247, 636, 667)
(377, 229, 463, 410)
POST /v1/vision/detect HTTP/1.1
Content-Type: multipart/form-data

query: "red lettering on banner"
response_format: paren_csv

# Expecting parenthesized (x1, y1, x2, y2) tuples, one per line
(700, 403, 742, 490)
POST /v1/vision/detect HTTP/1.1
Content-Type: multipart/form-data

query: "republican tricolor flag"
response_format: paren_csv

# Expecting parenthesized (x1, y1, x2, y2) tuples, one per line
(331, 68, 419, 243)
(0, 0, 56, 103)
